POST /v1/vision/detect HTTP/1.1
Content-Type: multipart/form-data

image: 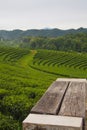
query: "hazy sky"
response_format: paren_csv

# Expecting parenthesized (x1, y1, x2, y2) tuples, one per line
(0, 0, 87, 30)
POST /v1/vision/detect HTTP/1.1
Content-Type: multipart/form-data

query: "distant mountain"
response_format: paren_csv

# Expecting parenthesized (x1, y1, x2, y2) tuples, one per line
(0, 27, 87, 40)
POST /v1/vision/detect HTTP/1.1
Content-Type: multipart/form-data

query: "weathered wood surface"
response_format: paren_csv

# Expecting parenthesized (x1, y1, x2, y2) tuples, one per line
(59, 82, 86, 118)
(56, 78, 87, 82)
(31, 81, 69, 115)
(85, 102, 87, 129)
(23, 78, 87, 130)
(23, 114, 83, 130)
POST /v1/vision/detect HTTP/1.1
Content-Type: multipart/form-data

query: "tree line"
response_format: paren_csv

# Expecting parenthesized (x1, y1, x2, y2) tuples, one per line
(20, 33, 87, 52)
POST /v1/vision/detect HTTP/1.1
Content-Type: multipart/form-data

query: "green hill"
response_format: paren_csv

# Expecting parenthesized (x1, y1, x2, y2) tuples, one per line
(0, 27, 87, 40)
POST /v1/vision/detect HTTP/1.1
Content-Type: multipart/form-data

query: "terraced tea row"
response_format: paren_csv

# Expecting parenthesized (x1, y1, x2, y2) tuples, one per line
(0, 47, 29, 63)
(33, 50, 87, 70)
(31, 50, 87, 78)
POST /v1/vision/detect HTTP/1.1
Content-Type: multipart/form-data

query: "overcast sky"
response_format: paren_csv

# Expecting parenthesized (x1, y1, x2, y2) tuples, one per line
(0, 0, 87, 30)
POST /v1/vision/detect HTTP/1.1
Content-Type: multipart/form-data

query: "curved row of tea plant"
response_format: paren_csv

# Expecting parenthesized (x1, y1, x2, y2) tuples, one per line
(0, 47, 29, 63)
(32, 50, 87, 77)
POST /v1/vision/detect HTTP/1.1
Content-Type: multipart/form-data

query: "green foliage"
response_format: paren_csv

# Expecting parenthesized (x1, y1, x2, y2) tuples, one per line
(0, 112, 20, 130)
(20, 33, 87, 52)
(32, 50, 87, 78)
(0, 47, 57, 129)
(2, 95, 33, 121)
(0, 89, 9, 99)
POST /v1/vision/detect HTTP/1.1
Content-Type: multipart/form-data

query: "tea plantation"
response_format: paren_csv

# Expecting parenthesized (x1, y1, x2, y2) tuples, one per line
(0, 47, 58, 130)
(0, 47, 87, 129)
(32, 50, 87, 78)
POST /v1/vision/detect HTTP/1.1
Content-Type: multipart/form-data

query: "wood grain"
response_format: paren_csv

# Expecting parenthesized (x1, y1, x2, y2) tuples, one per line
(59, 82, 86, 118)
(31, 81, 69, 115)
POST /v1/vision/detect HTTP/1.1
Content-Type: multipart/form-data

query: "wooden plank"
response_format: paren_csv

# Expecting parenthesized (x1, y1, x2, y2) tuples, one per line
(56, 78, 87, 82)
(23, 114, 83, 130)
(31, 81, 69, 115)
(59, 82, 86, 118)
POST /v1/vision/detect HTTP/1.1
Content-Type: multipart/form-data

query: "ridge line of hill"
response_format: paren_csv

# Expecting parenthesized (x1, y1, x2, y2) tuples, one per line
(0, 27, 87, 40)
